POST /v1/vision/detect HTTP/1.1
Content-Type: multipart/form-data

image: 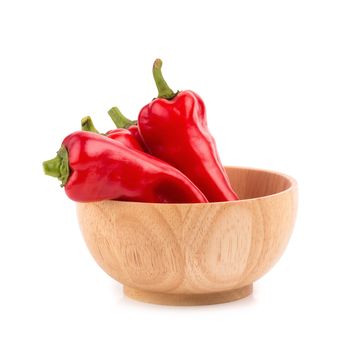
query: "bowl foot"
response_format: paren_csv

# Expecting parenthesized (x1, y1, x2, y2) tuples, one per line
(123, 284, 253, 306)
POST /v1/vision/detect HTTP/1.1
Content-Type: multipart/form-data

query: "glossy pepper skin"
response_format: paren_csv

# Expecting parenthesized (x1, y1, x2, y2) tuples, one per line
(81, 116, 143, 151)
(42, 131, 208, 203)
(138, 59, 239, 202)
(108, 107, 147, 151)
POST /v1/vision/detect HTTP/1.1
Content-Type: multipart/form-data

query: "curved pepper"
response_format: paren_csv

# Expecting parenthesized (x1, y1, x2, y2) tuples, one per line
(42, 131, 208, 203)
(138, 59, 239, 202)
(81, 116, 143, 152)
(108, 107, 147, 151)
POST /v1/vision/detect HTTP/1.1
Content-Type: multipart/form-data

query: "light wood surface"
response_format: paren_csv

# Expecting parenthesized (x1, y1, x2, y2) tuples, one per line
(77, 166, 298, 305)
(124, 284, 253, 306)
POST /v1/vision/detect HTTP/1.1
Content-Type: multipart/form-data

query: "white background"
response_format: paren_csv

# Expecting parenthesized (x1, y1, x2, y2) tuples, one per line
(1, 0, 349, 349)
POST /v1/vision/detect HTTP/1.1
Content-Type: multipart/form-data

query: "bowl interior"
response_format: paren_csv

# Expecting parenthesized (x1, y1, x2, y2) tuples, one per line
(225, 166, 293, 200)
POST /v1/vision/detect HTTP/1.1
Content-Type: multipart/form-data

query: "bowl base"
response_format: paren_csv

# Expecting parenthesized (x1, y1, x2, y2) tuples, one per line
(123, 284, 253, 306)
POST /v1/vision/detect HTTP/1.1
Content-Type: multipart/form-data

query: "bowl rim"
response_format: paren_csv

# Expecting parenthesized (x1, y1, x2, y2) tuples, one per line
(96, 165, 297, 207)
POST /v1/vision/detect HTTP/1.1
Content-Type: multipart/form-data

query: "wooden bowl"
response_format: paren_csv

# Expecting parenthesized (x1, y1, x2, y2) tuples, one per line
(77, 166, 298, 306)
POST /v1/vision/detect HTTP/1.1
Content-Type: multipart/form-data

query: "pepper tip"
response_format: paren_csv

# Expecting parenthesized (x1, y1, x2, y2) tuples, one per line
(153, 58, 163, 70)
(81, 116, 99, 133)
(81, 116, 91, 127)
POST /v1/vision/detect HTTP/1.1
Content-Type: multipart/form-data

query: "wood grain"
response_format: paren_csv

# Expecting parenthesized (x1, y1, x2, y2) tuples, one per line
(77, 166, 298, 305)
(124, 284, 253, 306)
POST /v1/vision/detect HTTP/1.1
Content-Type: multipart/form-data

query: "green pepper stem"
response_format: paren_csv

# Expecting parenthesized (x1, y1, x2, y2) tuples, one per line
(42, 146, 70, 187)
(108, 107, 136, 129)
(43, 155, 61, 178)
(152, 59, 177, 100)
(81, 116, 100, 133)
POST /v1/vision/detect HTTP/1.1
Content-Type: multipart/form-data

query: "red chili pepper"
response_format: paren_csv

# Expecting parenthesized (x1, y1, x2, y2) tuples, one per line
(108, 107, 147, 151)
(42, 131, 208, 203)
(138, 59, 239, 202)
(81, 116, 143, 151)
